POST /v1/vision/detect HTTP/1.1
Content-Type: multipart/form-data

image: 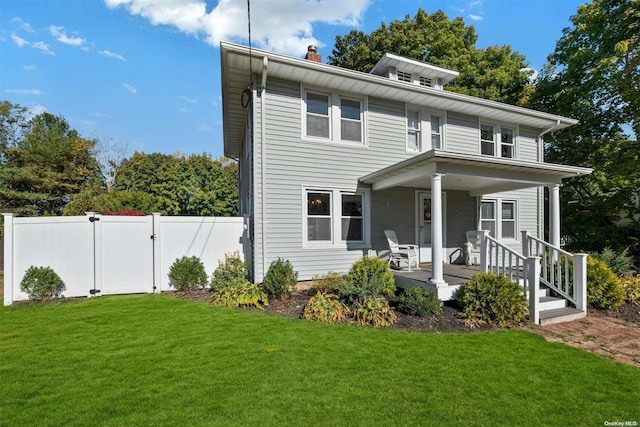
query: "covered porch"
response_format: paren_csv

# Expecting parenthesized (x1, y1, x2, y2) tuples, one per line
(362, 149, 592, 291)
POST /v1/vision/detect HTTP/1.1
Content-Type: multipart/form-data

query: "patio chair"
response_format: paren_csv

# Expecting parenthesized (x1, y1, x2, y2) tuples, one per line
(464, 230, 482, 266)
(384, 230, 419, 271)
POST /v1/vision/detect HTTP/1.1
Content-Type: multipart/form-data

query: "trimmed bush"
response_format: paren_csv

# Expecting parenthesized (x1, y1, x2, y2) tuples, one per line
(263, 258, 298, 301)
(586, 257, 625, 310)
(397, 287, 440, 317)
(302, 292, 350, 324)
(312, 271, 345, 294)
(338, 256, 395, 305)
(591, 247, 634, 275)
(622, 275, 640, 305)
(20, 266, 65, 301)
(457, 272, 528, 327)
(352, 297, 397, 328)
(210, 252, 249, 292)
(168, 256, 208, 291)
(211, 282, 268, 309)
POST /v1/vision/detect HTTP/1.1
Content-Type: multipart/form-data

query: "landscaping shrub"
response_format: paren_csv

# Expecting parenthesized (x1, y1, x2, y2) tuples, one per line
(262, 257, 298, 301)
(586, 257, 625, 310)
(312, 271, 345, 294)
(352, 297, 397, 327)
(20, 266, 66, 301)
(211, 282, 268, 309)
(210, 252, 249, 292)
(457, 272, 528, 327)
(591, 247, 634, 275)
(338, 256, 395, 305)
(622, 275, 640, 306)
(302, 292, 350, 324)
(397, 287, 440, 317)
(168, 256, 208, 291)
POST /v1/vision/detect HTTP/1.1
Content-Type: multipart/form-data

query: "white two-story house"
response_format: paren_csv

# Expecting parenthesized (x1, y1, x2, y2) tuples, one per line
(220, 42, 591, 317)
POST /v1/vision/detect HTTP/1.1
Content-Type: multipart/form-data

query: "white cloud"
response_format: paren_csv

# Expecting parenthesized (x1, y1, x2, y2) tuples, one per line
(468, 14, 483, 21)
(10, 34, 28, 47)
(32, 41, 56, 56)
(29, 104, 48, 118)
(89, 112, 111, 118)
(99, 50, 126, 61)
(23, 64, 37, 71)
(197, 123, 212, 131)
(521, 67, 539, 83)
(10, 17, 35, 32)
(122, 83, 137, 94)
(49, 25, 86, 46)
(178, 95, 198, 104)
(4, 88, 43, 95)
(105, 0, 369, 55)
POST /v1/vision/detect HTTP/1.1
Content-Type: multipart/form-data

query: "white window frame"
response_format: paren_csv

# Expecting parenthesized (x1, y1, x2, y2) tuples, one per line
(479, 198, 518, 241)
(406, 109, 422, 152)
(479, 121, 518, 159)
(302, 86, 367, 146)
(303, 187, 370, 248)
(305, 190, 333, 243)
(340, 192, 364, 243)
(406, 106, 446, 153)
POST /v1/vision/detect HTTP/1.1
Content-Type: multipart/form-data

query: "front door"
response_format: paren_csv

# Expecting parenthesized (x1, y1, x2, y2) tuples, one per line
(416, 191, 446, 263)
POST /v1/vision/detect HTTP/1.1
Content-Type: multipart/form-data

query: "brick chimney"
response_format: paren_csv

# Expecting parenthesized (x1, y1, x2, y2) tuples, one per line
(305, 45, 321, 63)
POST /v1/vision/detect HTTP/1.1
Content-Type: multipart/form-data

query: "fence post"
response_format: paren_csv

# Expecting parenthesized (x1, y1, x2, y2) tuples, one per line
(573, 253, 588, 313)
(153, 213, 161, 293)
(527, 256, 541, 324)
(521, 230, 529, 257)
(479, 230, 489, 273)
(3, 213, 14, 306)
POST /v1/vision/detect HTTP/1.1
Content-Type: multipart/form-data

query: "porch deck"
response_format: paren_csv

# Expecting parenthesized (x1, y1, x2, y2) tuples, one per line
(393, 263, 482, 301)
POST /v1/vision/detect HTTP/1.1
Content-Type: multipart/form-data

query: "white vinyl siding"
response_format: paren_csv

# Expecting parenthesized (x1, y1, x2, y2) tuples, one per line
(446, 112, 478, 154)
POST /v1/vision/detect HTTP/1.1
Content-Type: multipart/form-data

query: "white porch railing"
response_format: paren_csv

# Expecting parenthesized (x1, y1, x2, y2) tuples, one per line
(479, 230, 588, 324)
(521, 231, 587, 315)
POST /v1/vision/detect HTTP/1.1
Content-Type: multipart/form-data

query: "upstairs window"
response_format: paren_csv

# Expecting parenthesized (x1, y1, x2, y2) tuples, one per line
(501, 127, 515, 159)
(407, 110, 421, 151)
(480, 124, 495, 156)
(397, 71, 412, 82)
(340, 98, 362, 142)
(306, 92, 330, 139)
(431, 115, 442, 149)
(480, 123, 516, 158)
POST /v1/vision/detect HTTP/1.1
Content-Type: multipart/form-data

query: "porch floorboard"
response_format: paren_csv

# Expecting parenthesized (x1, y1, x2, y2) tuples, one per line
(392, 263, 482, 301)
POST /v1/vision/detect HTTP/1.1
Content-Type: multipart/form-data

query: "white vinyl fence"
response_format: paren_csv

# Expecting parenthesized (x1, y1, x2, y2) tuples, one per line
(3, 213, 247, 305)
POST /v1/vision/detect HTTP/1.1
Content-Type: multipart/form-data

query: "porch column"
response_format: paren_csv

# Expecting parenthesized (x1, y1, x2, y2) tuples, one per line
(430, 173, 445, 285)
(548, 184, 561, 248)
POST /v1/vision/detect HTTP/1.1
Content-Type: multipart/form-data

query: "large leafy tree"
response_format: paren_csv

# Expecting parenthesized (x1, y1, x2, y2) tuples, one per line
(328, 9, 533, 105)
(112, 152, 238, 216)
(531, 0, 640, 257)
(0, 103, 101, 216)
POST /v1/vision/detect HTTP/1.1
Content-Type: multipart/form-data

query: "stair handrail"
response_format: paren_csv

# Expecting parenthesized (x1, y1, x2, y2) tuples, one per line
(479, 230, 542, 323)
(521, 231, 587, 314)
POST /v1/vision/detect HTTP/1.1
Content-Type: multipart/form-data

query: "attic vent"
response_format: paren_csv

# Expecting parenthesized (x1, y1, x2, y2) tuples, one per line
(419, 77, 433, 87)
(397, 71, 411, 82)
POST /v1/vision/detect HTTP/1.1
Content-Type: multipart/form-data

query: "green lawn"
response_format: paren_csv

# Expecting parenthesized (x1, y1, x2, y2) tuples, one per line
(1, 295, 638, 426)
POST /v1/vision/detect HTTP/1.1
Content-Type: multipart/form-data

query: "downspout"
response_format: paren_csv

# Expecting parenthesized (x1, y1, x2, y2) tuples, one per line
(260, 56, 268, 281)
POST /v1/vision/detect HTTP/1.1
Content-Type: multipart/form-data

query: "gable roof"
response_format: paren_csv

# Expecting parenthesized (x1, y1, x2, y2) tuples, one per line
(221, 41, 577, 158)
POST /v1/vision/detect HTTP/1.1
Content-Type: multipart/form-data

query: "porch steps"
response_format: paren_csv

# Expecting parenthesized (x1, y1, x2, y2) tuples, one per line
(539, 307, 586, 325)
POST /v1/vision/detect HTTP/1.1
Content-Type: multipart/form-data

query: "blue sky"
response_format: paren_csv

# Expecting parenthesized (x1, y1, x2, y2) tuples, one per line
(1, 0, 587, 159)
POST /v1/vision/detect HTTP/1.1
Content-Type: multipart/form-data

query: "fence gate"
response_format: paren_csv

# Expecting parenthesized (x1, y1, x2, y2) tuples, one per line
(91, 215, 154, 296)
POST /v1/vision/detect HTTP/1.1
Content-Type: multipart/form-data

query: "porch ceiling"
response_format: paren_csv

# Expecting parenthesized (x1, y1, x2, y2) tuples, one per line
(360, 150, 593, 196)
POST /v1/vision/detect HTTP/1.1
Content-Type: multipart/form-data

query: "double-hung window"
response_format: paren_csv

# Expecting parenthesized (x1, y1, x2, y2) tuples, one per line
(480, 124, 495, 156)
(501, 127, 515, 158)
(480, 199, 517, 240)
(431, 115, 442, 149)
(305, 92, 330, 139)
(480, 123, 516, 158)
(341, 193, 363, 241)
(305, 189, 367, 245)
(340, 98, 362, 142)
(307, 191, 332, 241)
(407, 110, 421, 151)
